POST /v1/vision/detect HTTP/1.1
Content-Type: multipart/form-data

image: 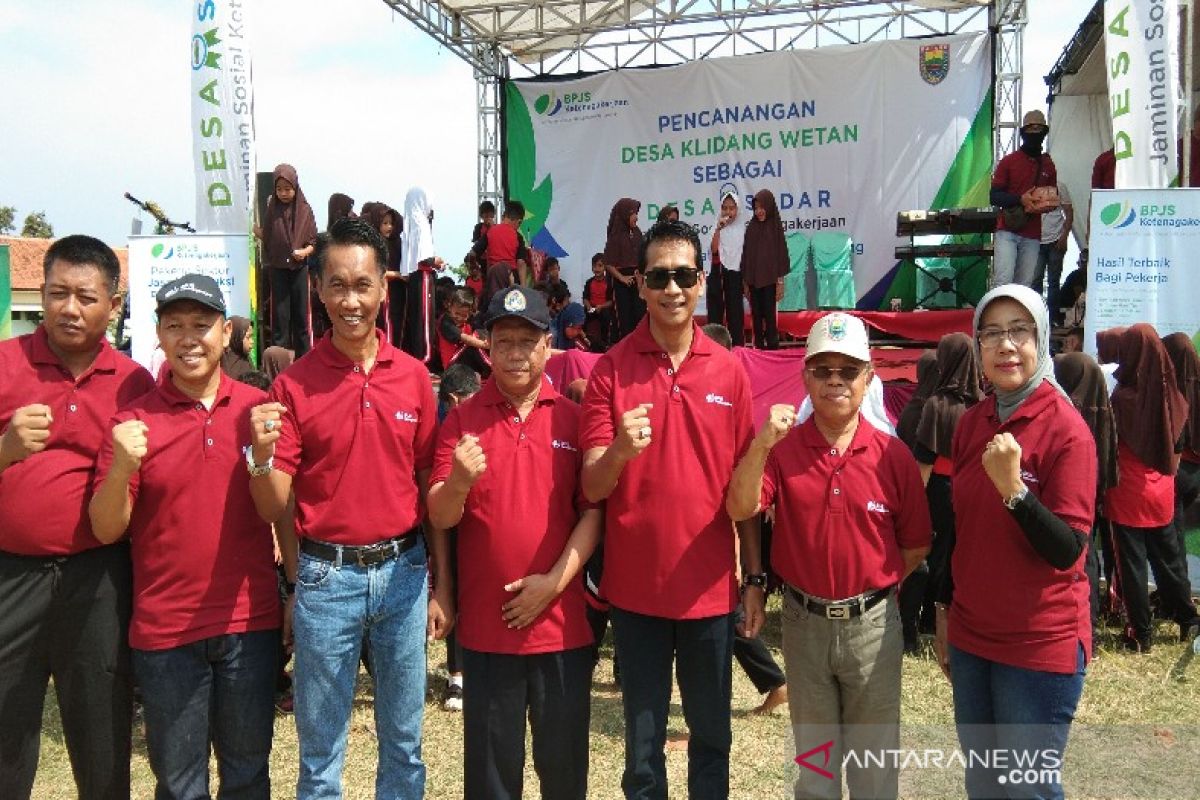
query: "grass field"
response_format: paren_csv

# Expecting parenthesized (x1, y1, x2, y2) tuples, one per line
(31, 596, 1200, 799)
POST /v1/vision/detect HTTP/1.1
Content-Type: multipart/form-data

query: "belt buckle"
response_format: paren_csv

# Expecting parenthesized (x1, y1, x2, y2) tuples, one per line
(825, 605, 851, 620)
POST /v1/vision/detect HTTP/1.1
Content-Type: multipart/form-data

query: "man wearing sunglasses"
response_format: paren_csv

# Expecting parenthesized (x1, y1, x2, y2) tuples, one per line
(581, 220, 761, 800)
(727, 312, 931, 800)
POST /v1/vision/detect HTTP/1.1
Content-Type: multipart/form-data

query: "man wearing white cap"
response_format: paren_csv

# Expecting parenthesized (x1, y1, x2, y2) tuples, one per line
(727, 312, 931, 800)
(991, 109, 1059, 289)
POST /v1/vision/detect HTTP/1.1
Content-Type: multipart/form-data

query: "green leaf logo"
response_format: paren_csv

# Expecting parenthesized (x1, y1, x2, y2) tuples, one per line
(151, 243, 164, 258)
(534, 94, 551, 115)
(1100, 203, 1123, 226)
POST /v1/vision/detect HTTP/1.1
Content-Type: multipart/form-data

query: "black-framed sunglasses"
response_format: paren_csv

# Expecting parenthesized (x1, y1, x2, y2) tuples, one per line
(642, 267, 703, 290)
(805, 364, 867, 382)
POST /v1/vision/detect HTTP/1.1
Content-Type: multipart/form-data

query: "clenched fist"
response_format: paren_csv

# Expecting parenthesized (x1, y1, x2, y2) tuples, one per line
(450, 434, 487, 487)
(614, 403, 654, 460)
(0, 404, 53, 466)
(249, 402, 287, 464)
(982, 432, 1023, 497)
(111, 420, 149, 475)
(756, 404, 797, 450)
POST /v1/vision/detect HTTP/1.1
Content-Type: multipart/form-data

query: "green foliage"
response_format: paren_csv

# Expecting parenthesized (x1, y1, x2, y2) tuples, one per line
(0, 205, 16, 236)
(21, 211, 54, 239)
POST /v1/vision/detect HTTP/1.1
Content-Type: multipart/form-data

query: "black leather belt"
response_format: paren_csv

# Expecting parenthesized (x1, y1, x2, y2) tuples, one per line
(786, 585, 894, 620)
(300, 529, 420, 567)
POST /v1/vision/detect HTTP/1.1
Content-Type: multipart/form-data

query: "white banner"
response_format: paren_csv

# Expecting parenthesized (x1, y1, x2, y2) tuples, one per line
(1086, 189, 1200, 352)
(506, 33, 993, 305)
(1105, 0, 1180, 188)
(128, 235, 253, 370)
(191, 0, 256, 233)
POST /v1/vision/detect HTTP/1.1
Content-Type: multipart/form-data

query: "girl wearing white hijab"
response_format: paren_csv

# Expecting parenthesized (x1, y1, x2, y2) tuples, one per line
(708, 189, 748, 346)
(399, 187, 443, 365)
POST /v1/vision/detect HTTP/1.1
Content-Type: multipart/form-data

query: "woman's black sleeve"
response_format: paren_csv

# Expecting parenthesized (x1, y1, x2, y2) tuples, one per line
(1009, 492, 1087, 570)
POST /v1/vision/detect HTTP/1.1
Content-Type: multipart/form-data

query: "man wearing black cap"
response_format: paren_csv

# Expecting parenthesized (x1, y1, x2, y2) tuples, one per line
(90, 273, 281, 799)
(991, 109, 1059, 289)
(428, 285, 602, 800)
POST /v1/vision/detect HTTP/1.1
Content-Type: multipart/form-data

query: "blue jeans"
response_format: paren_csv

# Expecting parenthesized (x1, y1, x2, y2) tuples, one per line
(992, 230, 1041, 289)
(293, 538, 429, 799)
(610, 606, 734, 800)
(132, 629, 279, 800)
(950, 643, 1085, 800)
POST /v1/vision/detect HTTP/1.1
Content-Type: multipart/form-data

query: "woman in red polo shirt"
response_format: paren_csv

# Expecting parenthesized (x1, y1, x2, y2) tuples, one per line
(934, 284, 1096, 800)
(1106, 325, 1200, 651)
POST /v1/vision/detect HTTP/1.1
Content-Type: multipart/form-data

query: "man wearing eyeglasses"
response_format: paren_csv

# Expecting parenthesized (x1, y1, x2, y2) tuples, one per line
(727, 312, 931, 800)
(580, 220, 761, 800)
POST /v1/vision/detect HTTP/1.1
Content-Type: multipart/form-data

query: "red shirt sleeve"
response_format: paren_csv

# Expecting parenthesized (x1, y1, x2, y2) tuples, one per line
(890, 443, 933, 550)
(268, 380, 301, 477)
(732, 361, 755, 459)
(430, 406, 463, 487)
(579, 356, 617, 451)
(759, 447, 780, 511)
(413, 371, 438, 473)
(1037, 420, 1098, 533)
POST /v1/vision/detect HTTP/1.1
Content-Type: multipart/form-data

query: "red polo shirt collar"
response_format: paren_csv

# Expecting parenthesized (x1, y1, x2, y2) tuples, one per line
(312, 330, 396, 371)
(796, 412, 874, 455)
(29, 324, 119, 379)
(157, 368, 235, 409)
(981, 381, 1058, 427)
(474, 373, 560, 409)
(627, 318, 715, 359)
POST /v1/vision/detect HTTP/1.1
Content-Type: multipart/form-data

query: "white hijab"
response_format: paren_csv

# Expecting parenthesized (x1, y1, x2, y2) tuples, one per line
(798, 374, 896, 436)
(400, 187, 435, 276)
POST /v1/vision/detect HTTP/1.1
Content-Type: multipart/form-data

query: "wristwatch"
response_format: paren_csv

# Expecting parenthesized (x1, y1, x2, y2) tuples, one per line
(742, 573, 769, 591)
(243, 445, 273, 477)
(1002, 484, 1028, 510)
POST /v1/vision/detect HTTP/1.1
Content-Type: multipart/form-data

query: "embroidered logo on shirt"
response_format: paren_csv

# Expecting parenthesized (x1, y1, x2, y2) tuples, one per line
(552, 439, 578, 452)
(866, 500, 891, 514)
(394, 411, 418, 423)
(705, 392, 733, 407)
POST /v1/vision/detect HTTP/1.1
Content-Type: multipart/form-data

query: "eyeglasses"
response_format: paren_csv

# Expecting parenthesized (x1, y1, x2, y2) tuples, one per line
(805, 365, 866, 382)
(642, 267, 702, 290)
(978, 323, 1036, 349)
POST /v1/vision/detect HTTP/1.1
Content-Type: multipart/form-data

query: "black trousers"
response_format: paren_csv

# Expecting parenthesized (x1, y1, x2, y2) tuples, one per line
(705, 267, 745, 347)
(462, 646, 593, 800)
(733, 634, 784, 694)
(900, 474, 956, 640)
(612, 277, 645, 342)
(747, 284, 779, 349)
(269, 266, 311, 356)
(1112, 521, 1199, 641)
(0, 544, 133, 800)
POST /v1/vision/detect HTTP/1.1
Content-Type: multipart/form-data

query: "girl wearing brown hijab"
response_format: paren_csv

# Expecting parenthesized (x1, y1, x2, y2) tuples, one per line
(603, 198, 644, 341)
(1162, 333, 1200, 641)
(900, 333, 982, 651)
(1105, 324, 1200, 650)
(1054, 351, 1119, 641)
(739, 190, 789, 349)
(327, 193, 355, 229)
(221, 316, 255, 380)
(361, 202, 404, 344)
(258, 164, 318, 356)
(895, 350, 940, 449)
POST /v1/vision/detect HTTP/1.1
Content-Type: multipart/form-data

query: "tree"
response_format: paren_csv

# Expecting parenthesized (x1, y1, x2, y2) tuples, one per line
(0, 205, 15, 236)
(21, 211, 53, 239)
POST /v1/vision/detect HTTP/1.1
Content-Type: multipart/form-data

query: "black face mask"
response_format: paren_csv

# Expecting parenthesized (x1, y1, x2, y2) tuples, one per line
(1020, 130, 1047, 154)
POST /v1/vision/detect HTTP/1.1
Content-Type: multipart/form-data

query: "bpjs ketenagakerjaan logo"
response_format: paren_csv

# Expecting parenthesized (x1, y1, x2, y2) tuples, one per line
(534, 89, 628, 119)
(1101, 200, 1200, 230)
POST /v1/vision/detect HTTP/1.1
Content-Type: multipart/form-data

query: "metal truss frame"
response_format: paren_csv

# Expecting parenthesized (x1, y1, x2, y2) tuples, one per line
(379, 0, 1023, 204)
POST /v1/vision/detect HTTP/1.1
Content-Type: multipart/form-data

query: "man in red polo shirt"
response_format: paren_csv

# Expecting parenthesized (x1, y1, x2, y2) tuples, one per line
(429, 285, 601, 799)
(580, 220, 763, 800)
(0, 235, 155, 799)
(246, 218, 451, 799)
(727, 312, 931, 800)
(991, 109, 1058, 289)
(90, 274, 280, 799)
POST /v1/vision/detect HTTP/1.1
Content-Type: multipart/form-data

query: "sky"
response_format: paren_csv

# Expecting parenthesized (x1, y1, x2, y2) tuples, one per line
(0, 0, 1096, 260)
